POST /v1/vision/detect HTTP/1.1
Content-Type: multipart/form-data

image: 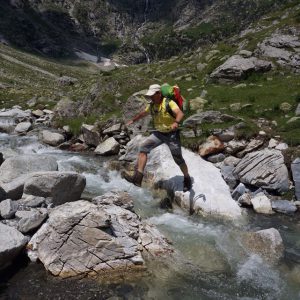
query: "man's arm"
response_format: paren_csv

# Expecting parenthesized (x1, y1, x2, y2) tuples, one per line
(170, 107, 184, 130)
(126, 110, 149, 126)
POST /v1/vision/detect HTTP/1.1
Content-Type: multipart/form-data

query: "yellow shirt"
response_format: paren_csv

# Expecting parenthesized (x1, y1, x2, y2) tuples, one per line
(145, 98, 179, 132)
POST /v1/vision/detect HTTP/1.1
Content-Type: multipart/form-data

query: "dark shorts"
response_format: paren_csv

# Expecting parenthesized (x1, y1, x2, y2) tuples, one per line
(139, 130, 185, 166)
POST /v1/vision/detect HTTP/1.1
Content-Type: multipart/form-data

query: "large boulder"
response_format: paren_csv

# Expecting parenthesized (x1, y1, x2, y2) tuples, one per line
(14, 121, 32, 134)
(95, 137, 120, 155)
(28, 197, 174, 279)
(184, 111, 237, 127)
(0, 223, 28, 270)
(120, 135, 242, 219)
(257, 34, 300, 72)
(241, 228, 284, 264)
(291, 158, 300, 200)
(23, 172, 86, 206)
(233, 149, 289, 193)
(210, 55, 272, 81)
(122, 91, 151, 135)
(81, 124, 101, 147)
(0, 155, 58, 200)
(41, 130, 65, 146)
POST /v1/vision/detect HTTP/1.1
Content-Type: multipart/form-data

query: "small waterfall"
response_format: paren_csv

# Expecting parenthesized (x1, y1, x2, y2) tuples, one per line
(134, 0, 151, 64)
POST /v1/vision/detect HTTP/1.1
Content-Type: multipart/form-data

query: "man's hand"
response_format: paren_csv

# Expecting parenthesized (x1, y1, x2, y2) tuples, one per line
(171, 122, 179, 131)
(126, 119, 134, 126)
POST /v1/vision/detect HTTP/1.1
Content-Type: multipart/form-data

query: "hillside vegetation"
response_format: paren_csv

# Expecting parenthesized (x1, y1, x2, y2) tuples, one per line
(0, 0, 299, 147)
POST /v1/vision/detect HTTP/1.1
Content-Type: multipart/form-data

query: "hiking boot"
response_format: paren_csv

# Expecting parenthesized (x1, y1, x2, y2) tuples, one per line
(183, 175, 192, 192)
(122, 170, 144, 187)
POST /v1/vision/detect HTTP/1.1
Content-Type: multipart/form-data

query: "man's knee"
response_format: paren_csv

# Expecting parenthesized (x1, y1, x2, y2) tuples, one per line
(172, 154, 185, 166)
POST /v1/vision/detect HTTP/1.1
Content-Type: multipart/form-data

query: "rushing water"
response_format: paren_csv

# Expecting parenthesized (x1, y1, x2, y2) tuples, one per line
(0, 133, 300, 300)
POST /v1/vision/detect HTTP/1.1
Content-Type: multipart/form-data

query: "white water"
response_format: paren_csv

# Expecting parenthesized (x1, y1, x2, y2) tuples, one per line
(1, 133, 300, 299)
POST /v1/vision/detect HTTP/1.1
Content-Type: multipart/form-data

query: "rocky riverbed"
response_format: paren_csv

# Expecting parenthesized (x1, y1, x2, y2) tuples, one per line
(0, 107, 300, 299)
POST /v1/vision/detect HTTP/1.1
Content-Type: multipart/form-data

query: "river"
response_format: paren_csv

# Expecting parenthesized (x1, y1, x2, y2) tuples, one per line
(0, 132, 300, 300)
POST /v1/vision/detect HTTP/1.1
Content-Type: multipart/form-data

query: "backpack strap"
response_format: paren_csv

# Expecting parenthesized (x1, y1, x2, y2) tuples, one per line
(165, 98, 176, 119)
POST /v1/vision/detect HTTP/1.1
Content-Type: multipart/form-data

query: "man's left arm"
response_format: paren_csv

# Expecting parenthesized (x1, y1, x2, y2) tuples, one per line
(170, 103, 184, 130)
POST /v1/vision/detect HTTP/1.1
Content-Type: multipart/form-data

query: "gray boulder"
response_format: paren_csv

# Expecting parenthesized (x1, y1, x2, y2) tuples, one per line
(95, 137, 120, 155)
(210, 55, 272, 81)
(0, 155, 58, 200)
(0, 223, 27, 270)
(102, 123, 122, 135)
(271, 200, 297, 214)
(14, 121, 32, 134)
(28, 198, 173, 278)
(54, 98, 78, 119)
(122, 91, 151, 135)
(251, 192, 273, 214)
(17, 209, 48, 234)
(23, 172, 86, 206)
(0, 199, 18, 219)
(241, 228, 284, 264)
(41, 130, 65, 146)
(233, 149, 289, 193)
(291, 158, 300, 200)
(0, 155, 57, 183)
(221, 165, 238, 189)
(184, 111, 237, 127)
(81, 124, 101, 147)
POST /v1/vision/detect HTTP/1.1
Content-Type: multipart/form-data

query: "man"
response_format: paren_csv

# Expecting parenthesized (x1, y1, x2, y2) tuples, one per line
(123, 84, 192, 192)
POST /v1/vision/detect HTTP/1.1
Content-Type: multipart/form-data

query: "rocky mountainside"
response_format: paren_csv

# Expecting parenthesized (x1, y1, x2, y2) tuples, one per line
(0, 0, 294, 63)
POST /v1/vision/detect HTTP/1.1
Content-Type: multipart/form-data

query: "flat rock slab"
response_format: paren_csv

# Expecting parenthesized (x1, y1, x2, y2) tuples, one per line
(120, 135, 242, 219)
(28, 198, 174, 279)
(0, 223, 27, 270)
(233, 149, 289, 193)
(23, 172, 86, 206)
(271, 200, 297, 214)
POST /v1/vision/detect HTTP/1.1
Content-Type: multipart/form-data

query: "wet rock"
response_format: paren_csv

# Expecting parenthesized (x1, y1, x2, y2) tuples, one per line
(14, 121, 32, 134)
(231, 183, 246, 201)
(0, 199, 18, 219)
(198, 136, 225, 157)
(210, 55, 272, 81)
(233, 149, 289, 193)
(291, 158, 300, 200)
(28, 199, 173, 278)
(221, 166, 238, 189)
(0, 223, 27, 270)
(17, 209, 48, 234)
(23, 172, 86, 206)
(0, 155, 58, 183)
(81, 124, 101, 147)
(271, 200, 297, 214)
(120, 135, 242, 219)
(251, 193, 273, 214)
(95, 137, 120, 155)
(41, 130, 65, 146)
(241, 228, 284, 264)
(238, 192, 252, 206)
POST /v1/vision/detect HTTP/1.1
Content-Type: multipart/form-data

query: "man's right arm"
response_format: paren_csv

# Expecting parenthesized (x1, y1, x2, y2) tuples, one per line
(126, 110, 149, 126)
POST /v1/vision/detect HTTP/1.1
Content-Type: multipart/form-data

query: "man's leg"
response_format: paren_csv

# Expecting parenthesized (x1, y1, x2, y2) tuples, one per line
(122, 133, 162, 187)
(167, 131, 192, 192)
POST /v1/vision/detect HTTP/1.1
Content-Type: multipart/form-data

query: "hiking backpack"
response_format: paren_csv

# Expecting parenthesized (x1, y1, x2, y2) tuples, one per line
(160, 83, 189, 118)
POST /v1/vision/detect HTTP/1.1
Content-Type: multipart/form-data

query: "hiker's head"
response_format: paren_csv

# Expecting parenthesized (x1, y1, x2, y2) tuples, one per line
(145, 84, 162, 103)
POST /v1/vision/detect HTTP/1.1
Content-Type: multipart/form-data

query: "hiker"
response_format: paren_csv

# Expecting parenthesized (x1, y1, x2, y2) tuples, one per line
(123, 84, 192, 192)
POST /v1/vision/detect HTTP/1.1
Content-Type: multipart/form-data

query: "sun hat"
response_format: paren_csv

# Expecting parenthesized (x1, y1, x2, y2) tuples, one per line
(145, 84, 161, 97)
